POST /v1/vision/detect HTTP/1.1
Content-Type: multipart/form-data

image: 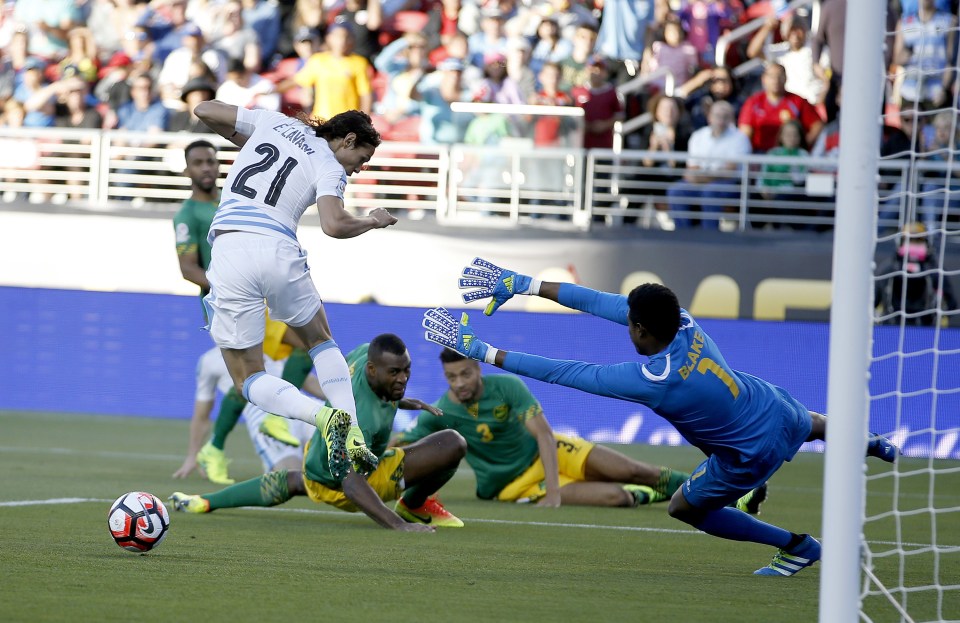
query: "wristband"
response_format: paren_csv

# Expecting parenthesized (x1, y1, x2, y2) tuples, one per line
(483, 346, 500, 365)
(527, 279, 542, 296)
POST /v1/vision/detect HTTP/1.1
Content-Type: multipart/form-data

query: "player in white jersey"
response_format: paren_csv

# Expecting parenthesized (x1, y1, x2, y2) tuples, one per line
(173, 347, 312, 480)
(193, 101, 403, 505)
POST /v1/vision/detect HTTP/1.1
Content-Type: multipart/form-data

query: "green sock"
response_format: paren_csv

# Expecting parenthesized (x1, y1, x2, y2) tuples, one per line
(280, 348, 313, 388)
(205, 470, 292, 511)
(655, 467, 690, 497)
(211, 387, 246, 451)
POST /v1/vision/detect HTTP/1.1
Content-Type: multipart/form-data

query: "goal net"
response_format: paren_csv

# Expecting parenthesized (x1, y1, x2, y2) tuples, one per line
(828, 3, 960, 621)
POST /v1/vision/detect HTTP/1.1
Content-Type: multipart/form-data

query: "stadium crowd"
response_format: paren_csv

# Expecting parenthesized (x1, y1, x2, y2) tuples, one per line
(0, 0, 957, 228)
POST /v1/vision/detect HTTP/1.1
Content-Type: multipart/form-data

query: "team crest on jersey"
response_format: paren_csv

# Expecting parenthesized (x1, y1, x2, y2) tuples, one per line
(175, 222, 190, 243)
(493, 404, 509, 422)
(467, 403, 479, 418)
(337, 177, 346, 197)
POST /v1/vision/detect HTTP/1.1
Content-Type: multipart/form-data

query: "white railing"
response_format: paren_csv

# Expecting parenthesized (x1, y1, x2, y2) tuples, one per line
(0, 127, 954, 234)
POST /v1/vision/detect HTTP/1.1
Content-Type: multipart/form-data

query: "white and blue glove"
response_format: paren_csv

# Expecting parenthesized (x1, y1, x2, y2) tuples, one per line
(422, 308, 499, 364)
(458, 257, 540, 316)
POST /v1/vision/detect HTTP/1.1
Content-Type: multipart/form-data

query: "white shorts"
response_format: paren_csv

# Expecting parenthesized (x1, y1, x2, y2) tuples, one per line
(205, 232, 322, 350)
(242, 404, 312, 472)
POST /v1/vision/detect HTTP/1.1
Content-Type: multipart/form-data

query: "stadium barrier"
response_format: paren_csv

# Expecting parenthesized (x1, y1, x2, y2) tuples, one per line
(1, 127, 956, 232)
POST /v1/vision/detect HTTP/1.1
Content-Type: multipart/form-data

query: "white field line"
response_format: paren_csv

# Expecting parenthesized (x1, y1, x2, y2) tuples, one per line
(0, 498, 955, 550)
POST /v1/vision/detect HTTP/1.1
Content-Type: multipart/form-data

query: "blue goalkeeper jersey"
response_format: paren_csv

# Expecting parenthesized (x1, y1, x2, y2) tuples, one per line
(501, 284, 810, 465)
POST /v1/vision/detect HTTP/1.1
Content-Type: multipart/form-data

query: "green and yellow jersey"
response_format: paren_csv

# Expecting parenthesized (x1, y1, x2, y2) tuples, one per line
(173, 198, 218, 285)
(396, 375, 542, 499)
(304, 343, 400, 488)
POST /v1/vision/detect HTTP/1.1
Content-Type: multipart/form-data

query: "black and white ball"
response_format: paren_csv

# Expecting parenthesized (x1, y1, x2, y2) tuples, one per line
(107, 492, 170, 553)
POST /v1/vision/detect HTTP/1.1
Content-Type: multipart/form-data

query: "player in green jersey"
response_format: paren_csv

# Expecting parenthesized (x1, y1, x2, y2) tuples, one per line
(171, 334, 466, 530)
(393, 349, 691, 508)
(172, 139, 311, 484)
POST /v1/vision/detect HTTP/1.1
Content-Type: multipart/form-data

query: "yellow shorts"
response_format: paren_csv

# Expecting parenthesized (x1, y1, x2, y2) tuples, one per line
(263, 313, 293, 361)
(302, 444, 406, 512)
(496, 434, 594, 502)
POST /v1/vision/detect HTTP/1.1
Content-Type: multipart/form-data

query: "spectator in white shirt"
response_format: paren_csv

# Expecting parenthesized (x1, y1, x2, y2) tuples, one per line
(215, 59, 279, 110)
(746, 16, 824, 105)
(666, 100, 752, 229)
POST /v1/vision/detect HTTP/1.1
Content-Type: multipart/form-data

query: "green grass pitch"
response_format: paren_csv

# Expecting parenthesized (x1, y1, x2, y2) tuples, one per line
(1, 411, 956, 622)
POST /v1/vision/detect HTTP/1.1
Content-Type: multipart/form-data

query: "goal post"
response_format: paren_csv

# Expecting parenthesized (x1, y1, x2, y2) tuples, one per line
(819, 0, 887, 620)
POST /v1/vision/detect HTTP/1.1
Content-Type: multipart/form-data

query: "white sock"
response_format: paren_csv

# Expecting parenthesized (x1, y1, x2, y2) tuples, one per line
(310, 341, 359, 426)
(243, 372, 321, 425)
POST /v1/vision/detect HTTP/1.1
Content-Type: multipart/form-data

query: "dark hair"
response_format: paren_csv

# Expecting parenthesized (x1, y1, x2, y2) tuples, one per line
(368, 333, 407, 361)
(296, 110, 382, 148)
(184, 139, 216, 160)
(775, 119, 807, 150)
(627, 283, 682, 343)
(439, 348, 468, 364)
(226, 58, 247, 74)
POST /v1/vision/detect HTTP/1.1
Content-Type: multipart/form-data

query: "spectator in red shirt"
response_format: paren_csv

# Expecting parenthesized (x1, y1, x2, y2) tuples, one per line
(737, 63, 822, 152)
(571, 55, 623, 149)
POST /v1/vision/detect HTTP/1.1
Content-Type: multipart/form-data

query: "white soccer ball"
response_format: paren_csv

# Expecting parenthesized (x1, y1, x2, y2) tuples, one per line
(107, 492, 170, 553)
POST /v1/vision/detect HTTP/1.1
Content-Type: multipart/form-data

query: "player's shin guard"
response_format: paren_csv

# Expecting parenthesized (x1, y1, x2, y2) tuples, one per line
(309, 341, 359, 426)
(203, 470, 293, 510)
(400, 468, 457, 509)
(211, 387, 246, 450)
(243, 372, 320, 425)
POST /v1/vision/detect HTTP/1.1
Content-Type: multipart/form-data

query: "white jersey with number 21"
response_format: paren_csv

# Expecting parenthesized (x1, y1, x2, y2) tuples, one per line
(208, 108, 347, 245)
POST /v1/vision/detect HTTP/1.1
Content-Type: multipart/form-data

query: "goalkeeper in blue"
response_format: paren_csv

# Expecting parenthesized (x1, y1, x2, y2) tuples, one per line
(423, 257, 899, 577)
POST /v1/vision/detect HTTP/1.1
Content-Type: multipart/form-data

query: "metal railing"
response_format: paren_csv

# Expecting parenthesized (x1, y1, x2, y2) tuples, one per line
(1, 127, 956, 234)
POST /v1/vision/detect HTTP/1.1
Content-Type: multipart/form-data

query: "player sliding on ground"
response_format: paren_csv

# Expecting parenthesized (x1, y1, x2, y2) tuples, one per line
(192, 100, 398, 482)
(423, 257, 898, 576)
(171, 334, 465, 531)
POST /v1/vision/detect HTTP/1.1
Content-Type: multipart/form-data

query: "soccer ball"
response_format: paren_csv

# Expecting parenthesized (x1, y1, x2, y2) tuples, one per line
(107, 492, 170, 553)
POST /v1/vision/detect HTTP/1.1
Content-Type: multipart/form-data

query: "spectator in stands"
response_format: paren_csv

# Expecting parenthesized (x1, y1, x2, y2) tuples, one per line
(529, 17, 572, 77)
(893, 0, 957, 110)
(756, 119, 809, 228)
(116, 72, 169, 132)
(680, 65, 744, 129)
(240, 0, 282, 68)
(919, 110, 960, 230)
(278, 0, 324, 60)
(120, 26, 157, 72)
(168, 76, 215, 133)
(137, 0, 197, 64)
(158, 23, 225, 105)
(86, 0, 148, 58)
(746, 16, 824, 106)
(899, 0, 953, 17)
(373, 32, 430, 140)
(504, 37, 536, 104)
(595, 0, 653, 84)
(292, 23, 372, 119)
(57, 28, 100, 84)
(559, 24, 598, 92)
(472, 51, 524, 105)
(216, 59, 280, 111)
(529, 61, 575, 145)
(572, 55, 623, 150)
(416, 56, 465, 145)
(467, 6, 508, 70)
(0, 99, 31, 203)
(335, 0, 384, 64)
(737, 63, 822, 153)
(677, 0, 741, 64)
(4, 28, 29, 83)
(12, 0, 82, 60)
(641, 15, 699, 92)
(635, 94, 692, 227)
(666, 100, 751, 229)
(538, 0, 598, 41)
(51, 75, 104, 130)
(15, 58, 55, 128)
(211, 1, 262, 73)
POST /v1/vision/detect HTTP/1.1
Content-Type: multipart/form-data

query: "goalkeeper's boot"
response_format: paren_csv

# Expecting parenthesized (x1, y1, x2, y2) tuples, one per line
(347, 425, 379, 476)
(654, 467, 689, 498)
(169, 492, 211, 514)
(867, 433, 898, 463)
(735, 483, 768, 515)
(395, 496, 464, 528)
(623, 485, 666, 506)
(315, 406, 351, 480)
(196, 441, 234, 485)
(259, 414, 300, 447)
(754, 535, 821, 577)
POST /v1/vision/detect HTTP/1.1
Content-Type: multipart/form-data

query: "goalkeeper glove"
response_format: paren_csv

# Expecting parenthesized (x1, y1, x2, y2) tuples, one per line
(422, 308, 498, 363)
(458, 257, 540, 316)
